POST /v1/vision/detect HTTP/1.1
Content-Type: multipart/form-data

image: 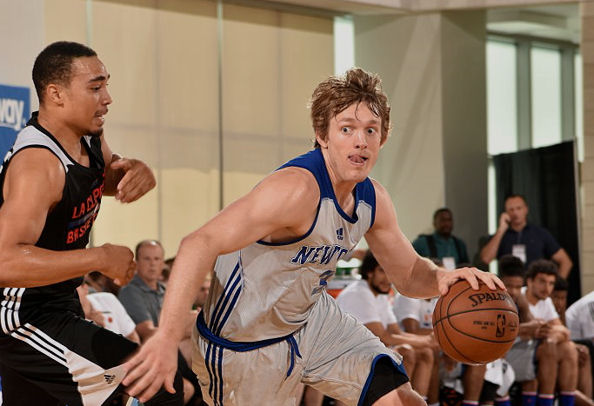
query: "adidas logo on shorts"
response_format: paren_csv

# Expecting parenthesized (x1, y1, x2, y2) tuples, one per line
(104, 374, 116, 384)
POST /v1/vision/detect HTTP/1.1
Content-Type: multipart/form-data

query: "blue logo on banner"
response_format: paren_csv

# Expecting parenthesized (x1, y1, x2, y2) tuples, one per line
(0, 84, 30, 160)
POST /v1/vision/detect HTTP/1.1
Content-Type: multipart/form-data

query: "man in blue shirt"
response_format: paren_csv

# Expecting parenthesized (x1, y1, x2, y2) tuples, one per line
(480, 194, 572, 279)
(412, 208, 469, 270)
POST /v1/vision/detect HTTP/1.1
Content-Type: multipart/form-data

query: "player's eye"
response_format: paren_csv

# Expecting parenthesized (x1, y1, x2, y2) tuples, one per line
(341, 127, 351, 134)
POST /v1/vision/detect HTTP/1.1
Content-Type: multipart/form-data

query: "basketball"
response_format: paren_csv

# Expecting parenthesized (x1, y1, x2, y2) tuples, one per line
(432, 279, 519, 364)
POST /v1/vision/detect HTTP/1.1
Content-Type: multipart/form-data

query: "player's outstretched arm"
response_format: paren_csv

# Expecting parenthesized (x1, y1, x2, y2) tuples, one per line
(0, 149, 136, 287)
(122, 167, 319, 402)
(100, 135, 156, 203)
(365, 180, 504, 298)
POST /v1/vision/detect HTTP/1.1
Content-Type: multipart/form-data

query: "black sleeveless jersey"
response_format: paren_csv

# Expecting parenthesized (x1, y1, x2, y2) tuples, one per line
(0, 113, 105, 334)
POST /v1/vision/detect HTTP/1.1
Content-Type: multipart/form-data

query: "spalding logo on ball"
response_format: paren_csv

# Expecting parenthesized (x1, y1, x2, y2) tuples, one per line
(432, 280, 519, 364)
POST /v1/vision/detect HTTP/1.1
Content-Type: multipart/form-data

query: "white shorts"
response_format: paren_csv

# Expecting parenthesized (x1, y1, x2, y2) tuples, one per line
(192, 292, 406, 406)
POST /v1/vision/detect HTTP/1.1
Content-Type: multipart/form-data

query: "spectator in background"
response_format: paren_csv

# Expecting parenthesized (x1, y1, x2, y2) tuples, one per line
(522, 260, 577, 406)
(337, 250, 436, 403)
(498, 255, 545, 406)
(480, 195, 572, 279)
(85, 270, 123, 296)
(118, 240, 201, 406)
(77, 277, 140, 344)
(193, 272, 211, 311)
(412, 208, 469, 270)
(565, 290, 594, 343)
(552, 280, 594, 406)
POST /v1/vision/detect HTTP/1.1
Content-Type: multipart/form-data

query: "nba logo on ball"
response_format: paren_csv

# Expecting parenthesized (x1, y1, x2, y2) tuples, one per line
(496, 314, 505, 337)
(432, 280, 519, 364)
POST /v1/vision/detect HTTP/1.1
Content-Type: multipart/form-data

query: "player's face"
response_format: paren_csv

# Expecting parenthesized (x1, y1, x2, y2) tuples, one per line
(434, 211, 453, 236)
(527, 273, 556, 301)
(504, 197, 528, 227)
(369, 265, 391, 295)
(501, 276, 523, 302)
(136, 244, 165, 285)
(61, 56, 112, 137)
(551, 290, 567, 316)
(317, 103, 382, 186)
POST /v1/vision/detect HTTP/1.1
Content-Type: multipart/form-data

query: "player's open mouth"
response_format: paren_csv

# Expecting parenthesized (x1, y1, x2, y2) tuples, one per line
(348, 155, 368, 165)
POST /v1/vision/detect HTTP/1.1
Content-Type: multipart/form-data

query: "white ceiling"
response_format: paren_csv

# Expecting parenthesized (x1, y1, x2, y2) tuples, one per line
(257, 0, 581, 43)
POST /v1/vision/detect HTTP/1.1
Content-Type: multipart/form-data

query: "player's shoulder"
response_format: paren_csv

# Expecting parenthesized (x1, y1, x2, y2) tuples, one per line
(256, 166, 319, 202)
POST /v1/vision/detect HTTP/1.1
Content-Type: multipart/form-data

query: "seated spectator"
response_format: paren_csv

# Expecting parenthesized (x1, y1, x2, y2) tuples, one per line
(77, 278, 140, 344)
(118, 240, 201, 406)
(85, 270, 122, 296)
(565, 289, 594, 342)
(520, 259, 578, 406)
(337, 250, 436, 403)
(552, 280, 593, 406)
(412, 208, 469, 270)
(193, 272, 211, 311)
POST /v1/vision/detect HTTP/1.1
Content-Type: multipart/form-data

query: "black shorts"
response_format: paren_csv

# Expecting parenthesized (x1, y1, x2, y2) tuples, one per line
(0, 311, 182, 406)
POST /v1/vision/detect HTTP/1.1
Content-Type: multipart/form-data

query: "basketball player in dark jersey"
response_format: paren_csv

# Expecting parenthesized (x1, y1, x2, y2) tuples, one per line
(0, 42, 183, 405)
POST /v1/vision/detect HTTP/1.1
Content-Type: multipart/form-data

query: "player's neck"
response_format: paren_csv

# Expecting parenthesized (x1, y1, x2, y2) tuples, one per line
(37, 108, 85, 160)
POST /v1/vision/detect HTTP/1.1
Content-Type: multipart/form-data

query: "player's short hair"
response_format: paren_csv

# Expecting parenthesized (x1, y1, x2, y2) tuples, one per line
(526, 259, 558, 280)
(359, 250, 379, 280)
(504, 194, 527, 206)
(433, 207, 451, 221)
(135, 239, 164, 259)
(32, 41, 97, 103)
(498, 255, 525, 279)
(310, 67, 391, 148)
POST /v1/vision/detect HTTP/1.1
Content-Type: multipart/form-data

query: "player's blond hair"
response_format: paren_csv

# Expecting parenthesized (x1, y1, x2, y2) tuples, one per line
(309, 68, 391, 148)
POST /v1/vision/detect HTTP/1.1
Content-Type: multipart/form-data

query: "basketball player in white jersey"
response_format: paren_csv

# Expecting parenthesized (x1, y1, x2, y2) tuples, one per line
(123, 68, 504, 405)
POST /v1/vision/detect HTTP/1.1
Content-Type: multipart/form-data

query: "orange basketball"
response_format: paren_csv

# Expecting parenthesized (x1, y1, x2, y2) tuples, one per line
(432, 279, 519, 364)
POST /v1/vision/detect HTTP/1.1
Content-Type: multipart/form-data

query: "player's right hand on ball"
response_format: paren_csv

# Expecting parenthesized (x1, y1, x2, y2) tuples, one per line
(99, 243, 135, 286)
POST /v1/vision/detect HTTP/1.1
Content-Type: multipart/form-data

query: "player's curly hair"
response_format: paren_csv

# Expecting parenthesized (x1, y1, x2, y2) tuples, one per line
(309, 68, 391, 148)
(33, 41, 97, 103)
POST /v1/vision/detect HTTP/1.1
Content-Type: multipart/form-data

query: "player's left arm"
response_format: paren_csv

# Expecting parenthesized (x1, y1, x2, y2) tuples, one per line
(551, 248, 572, 279)
(100, 135, 156, 202)
(365, 180, 505, 298)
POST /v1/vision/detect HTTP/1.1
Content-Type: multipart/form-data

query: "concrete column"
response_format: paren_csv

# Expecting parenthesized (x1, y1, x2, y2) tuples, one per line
(354, 10, 487, 258)
(580, 1, 594, 293)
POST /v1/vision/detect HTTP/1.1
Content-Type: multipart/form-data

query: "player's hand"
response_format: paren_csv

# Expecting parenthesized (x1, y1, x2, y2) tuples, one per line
(436, 266, 506, 296)
(498, 213, 511, 232)
(122, 331, 178, 402)
(110, 158, 156, 203)
(99, 244, 135, 286)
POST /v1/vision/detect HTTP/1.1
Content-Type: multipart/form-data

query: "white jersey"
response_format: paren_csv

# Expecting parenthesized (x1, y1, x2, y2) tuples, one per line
(566, 290, 594, 340)
(521, 286, 559, 322)
(201, 149, 376, 341)
(336, 280, 396, 328)
(393, 294, 438, 331)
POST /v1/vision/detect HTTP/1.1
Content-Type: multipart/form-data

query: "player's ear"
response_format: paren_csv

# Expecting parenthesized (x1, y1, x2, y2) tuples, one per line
(46, 83, 66, 106)
(315, 132, 328, 148)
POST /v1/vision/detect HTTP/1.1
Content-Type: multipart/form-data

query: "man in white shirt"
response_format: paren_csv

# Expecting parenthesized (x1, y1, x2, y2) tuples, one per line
(337, 250, 436, 402)
(566, 290, 594, 341)
(522, 259, 578, 406)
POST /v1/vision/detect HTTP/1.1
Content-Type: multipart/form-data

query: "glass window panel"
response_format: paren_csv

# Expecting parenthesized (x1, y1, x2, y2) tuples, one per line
(334, 15, 354, 75)
(531, 46, 562, 148)
(575, 52, 583, 162)
(487, 40, 517, 155)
